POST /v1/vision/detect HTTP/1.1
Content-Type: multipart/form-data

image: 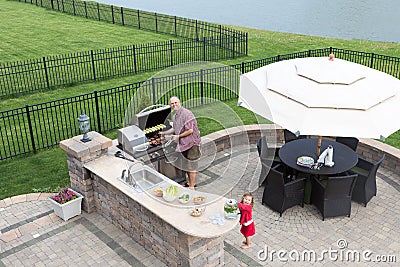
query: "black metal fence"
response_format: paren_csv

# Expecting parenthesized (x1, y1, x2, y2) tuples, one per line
(1, 47, 399, 160)
(1, 0, 248, 97)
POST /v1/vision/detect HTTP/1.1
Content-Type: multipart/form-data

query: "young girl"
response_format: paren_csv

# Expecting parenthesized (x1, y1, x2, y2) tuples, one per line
(238, 192, 255, 249)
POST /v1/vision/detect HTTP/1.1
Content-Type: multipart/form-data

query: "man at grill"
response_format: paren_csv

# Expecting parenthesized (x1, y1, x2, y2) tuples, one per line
(160, 96, 201, 189)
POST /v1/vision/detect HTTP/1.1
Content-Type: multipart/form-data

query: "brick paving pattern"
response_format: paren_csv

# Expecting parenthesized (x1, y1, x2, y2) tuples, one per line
(1, 144, 399, 266)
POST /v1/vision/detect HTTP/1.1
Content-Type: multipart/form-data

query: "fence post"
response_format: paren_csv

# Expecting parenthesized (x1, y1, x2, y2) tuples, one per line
(200, 69, 204, 106)
(42, 57, 50, 89)
(121, 7, 124, 26)
(51, 0, 54, 10)
(137, 10, 141, 29)
(241, 62, 245, 74)
(72, 0, 76, 15)
(155, 13, 158, 32)
(56, 0, 59, 11)
(94, 91, 102, 133)
(97, 2, 101, 21)
(245, 32, 248, 55)
(174, 16, 177, 36)
(170, 40, 174, 66)
(25, 105, 37, 154)
(329, 47, 333, 54)
(151, 78, 156, 105)
(308, 50, 311, 57)
(218, 25, 223, 50)
(84, 1, 87, 18)
(132, 44, 137, 73)
(195, 20, 199, 41)
(61, 0, 64, 12)
(232, 34, 235, 58)
(370, 53, 375, 68)
(203, 37, 206, 61)
(90, 50, 96, 80)
(111, 5, 114, 24)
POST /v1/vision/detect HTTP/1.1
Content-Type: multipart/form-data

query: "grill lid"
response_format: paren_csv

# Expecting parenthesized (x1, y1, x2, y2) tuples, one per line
(131, 104, 172, 130)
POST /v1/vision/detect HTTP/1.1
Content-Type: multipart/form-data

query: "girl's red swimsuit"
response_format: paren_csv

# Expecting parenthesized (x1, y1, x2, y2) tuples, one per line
(238, 202, 255, 237)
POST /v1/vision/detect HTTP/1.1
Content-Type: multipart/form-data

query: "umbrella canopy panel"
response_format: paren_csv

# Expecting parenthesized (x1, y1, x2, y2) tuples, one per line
(267, 57, 398, 110)
(238, 57, 400, 139)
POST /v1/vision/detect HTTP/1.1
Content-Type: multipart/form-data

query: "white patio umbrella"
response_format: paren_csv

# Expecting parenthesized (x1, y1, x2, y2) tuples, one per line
(238, 56, 400, 154)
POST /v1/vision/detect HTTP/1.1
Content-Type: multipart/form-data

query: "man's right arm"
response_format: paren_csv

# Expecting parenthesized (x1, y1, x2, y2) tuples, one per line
(160, 128, 175, 135)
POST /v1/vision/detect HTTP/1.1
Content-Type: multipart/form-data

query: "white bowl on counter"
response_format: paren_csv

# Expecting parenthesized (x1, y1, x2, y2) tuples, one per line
(178, 193, 191, 204)
(163, 194, 176, 202)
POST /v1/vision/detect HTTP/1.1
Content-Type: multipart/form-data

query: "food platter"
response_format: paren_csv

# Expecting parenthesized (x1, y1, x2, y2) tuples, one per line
(189, 207, 206, 217)
(193, 196, 206, 205)
(296, 156, 314, 167)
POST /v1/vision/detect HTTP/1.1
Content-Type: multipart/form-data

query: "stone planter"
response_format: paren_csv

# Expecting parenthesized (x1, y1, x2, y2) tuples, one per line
(48, 189, 84, 221)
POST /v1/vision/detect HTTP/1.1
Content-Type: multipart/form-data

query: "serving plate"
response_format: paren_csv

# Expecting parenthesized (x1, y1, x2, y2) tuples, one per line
(297, 156, 314, 167)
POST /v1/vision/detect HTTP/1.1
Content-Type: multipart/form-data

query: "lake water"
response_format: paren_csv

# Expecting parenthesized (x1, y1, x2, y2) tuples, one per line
(95, 0, 399, 43)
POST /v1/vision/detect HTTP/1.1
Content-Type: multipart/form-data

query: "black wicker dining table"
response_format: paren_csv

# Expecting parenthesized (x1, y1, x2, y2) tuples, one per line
(279, 138, 358, 204)
(279, 138, 358, 176)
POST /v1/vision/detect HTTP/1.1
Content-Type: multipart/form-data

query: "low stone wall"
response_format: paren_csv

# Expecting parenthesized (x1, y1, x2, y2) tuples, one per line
(357, 138, 400, 182)
(201, 124, 284, 156)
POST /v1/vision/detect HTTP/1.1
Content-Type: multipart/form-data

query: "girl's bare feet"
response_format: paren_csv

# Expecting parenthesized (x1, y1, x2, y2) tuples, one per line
(240, 244, 251, 249)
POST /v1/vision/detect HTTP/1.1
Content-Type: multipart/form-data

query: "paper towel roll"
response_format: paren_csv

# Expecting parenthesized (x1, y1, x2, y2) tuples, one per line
(317, 148, 328, 163)
(325, 145, 334, 167)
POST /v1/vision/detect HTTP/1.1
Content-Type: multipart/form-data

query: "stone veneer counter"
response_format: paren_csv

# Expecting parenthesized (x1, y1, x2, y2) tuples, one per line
(84, 154, 238, 238)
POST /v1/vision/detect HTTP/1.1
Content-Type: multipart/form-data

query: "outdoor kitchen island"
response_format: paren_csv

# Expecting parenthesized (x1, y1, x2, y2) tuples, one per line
(60, 131, 239, 267)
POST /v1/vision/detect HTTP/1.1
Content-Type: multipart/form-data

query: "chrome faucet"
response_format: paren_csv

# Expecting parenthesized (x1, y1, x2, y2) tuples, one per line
(121, 169, 127, 182)
(126, 160, 144, 187)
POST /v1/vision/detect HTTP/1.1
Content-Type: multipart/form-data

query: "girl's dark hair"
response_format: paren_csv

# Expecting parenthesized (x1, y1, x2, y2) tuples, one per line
(241, 192, 254, 207)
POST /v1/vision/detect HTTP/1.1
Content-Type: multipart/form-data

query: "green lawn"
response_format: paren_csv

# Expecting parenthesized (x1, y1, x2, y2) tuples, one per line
(0, 0, 400, 199)
(0, 0, 181, 63)
(0, 148, 70, 199)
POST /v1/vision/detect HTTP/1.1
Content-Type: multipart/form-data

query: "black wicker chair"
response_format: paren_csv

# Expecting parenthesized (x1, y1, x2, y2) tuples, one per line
(257, 136, 281, 186)
(283, 129, 307, 143)
(351, 154, 385, 207)
(335, 137, 359, 152)
(310, 174, 357, 220)
(282, 130, 307, 178)
(262, 164, 306, 216)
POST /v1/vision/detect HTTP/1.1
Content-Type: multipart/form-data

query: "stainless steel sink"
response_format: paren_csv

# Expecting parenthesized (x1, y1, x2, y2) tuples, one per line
(120, 165, 165, 192)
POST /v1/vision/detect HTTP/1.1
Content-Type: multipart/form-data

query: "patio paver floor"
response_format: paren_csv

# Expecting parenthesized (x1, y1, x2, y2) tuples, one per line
(1, 144, 399, 266)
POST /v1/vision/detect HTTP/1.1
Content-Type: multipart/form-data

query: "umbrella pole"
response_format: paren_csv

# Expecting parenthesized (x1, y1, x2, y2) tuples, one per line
(317, 136, 322, 156)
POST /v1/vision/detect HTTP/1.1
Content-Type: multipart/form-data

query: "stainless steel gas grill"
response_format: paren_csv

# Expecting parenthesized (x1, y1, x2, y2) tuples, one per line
(118, 104, 172, 156)
(131, 104, 171, 146)
(117, 105, 185, 182)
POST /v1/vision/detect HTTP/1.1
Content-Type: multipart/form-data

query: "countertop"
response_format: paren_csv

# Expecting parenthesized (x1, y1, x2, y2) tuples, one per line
(84, 153, 239, 238)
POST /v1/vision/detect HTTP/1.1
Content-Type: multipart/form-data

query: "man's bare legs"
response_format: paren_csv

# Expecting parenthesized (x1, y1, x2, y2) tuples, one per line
(188, 171, 196, 189)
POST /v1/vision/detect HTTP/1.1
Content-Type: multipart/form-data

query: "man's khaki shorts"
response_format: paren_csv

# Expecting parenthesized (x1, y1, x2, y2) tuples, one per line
(181, 145, 200, 171)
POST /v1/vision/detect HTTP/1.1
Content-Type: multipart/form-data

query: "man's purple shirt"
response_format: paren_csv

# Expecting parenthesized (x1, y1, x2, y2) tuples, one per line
(173, 107, 201, 152)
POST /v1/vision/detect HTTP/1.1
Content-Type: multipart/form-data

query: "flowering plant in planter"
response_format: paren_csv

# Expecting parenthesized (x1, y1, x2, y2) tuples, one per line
(51, 188, 79, 204)
(48, 188, 83, 221)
